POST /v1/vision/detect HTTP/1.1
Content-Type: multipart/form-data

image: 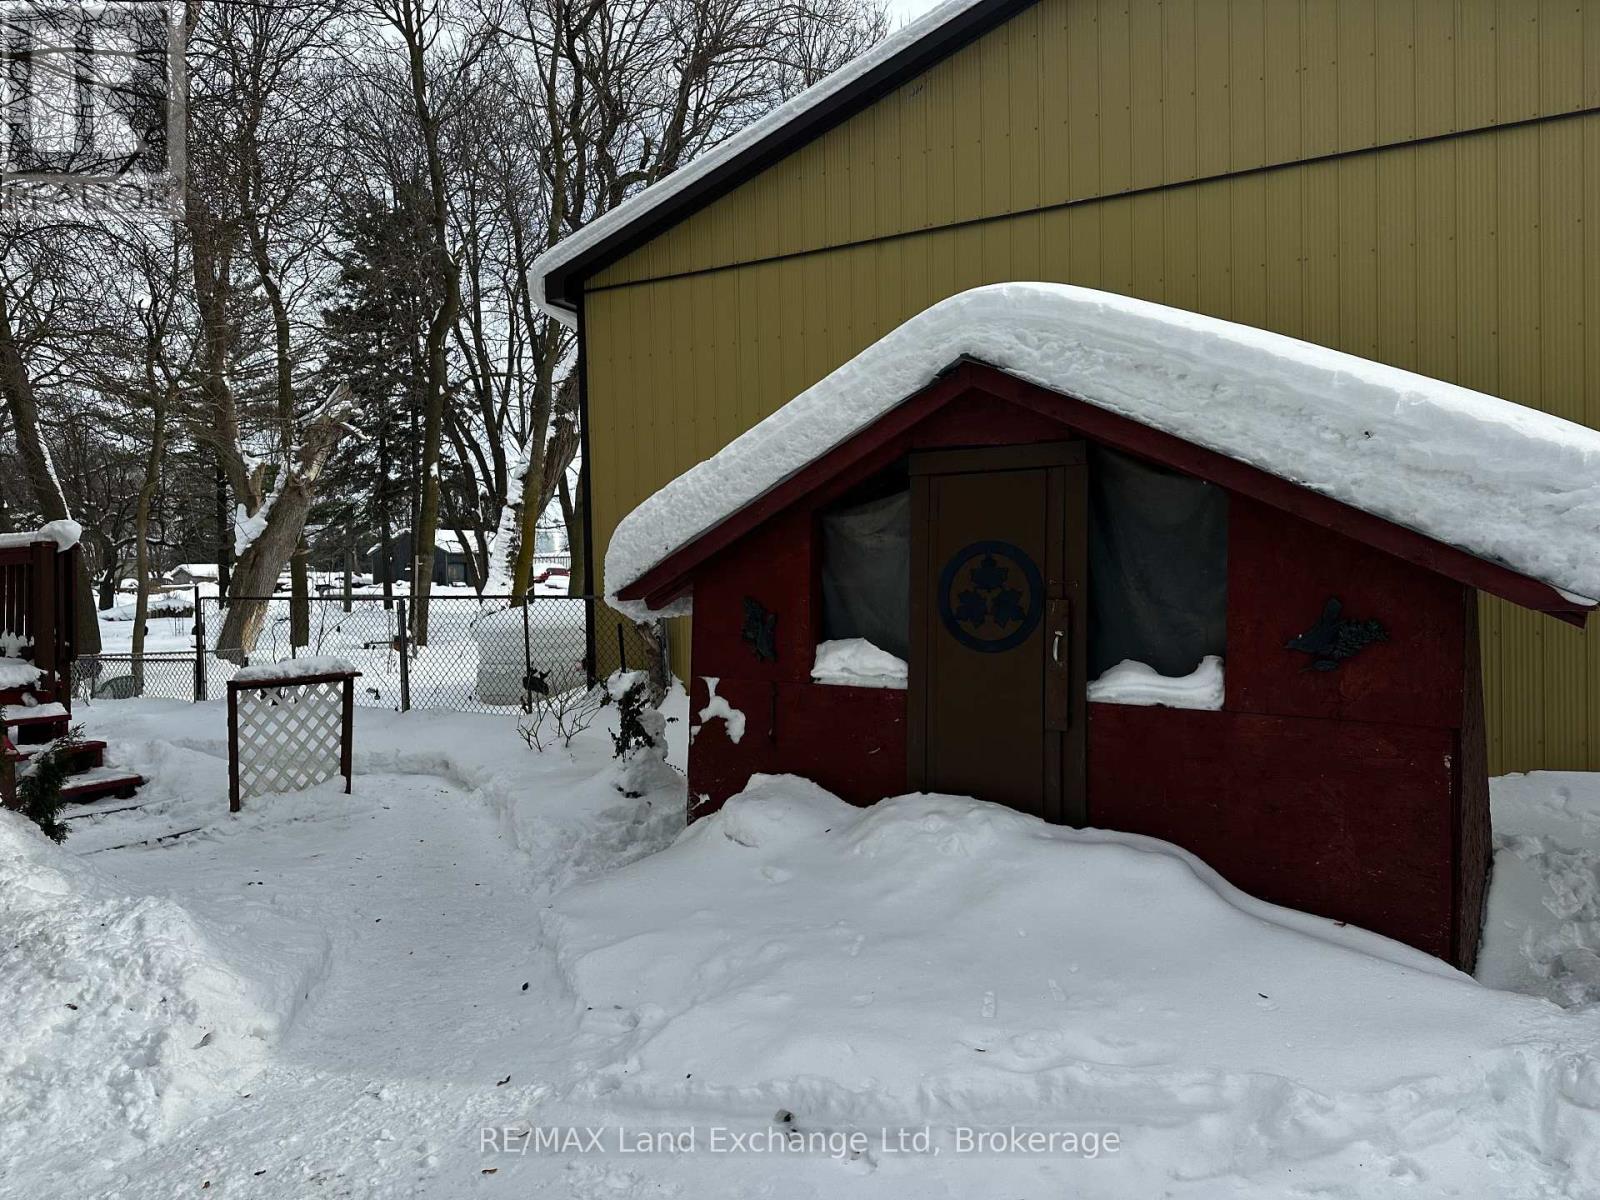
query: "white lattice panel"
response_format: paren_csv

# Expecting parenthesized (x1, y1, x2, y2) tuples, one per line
(235, 680, 345, 800)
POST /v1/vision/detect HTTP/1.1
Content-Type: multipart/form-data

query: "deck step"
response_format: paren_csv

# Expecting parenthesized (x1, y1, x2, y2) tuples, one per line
(3, 701, 69, 726)
(13, 739, 106, 767)
(3, 702, 70, 744)
(60, 792, 153, 821)
(59, 767, 144, 804)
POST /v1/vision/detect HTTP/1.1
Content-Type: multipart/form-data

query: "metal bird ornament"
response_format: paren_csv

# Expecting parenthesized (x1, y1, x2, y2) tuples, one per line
(1286, 597, 1388, 671)
(742, 597, 778, 662)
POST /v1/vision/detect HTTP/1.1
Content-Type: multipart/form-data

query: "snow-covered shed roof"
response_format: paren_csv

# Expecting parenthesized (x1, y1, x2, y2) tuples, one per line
(532, 0, 1023, 323)
(167, 562, 220, 580)
(365, 529, 480, 558)
(607, 283, 1600, 622)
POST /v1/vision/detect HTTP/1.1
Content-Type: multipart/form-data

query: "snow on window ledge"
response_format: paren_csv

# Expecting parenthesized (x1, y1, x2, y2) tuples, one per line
(811, 638, 908, 690)
(1087, 656, 1224, 711)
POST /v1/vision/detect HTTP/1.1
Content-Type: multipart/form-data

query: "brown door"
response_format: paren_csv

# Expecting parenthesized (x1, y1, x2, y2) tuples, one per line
(908, 443, 1087, 825)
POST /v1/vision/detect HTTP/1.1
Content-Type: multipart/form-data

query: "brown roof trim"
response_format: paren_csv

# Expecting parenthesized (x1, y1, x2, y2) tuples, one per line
(542, 0, 1038, 313)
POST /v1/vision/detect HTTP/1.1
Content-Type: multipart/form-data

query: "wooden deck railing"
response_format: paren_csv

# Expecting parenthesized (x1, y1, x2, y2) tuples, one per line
(0, 536, 79, 704)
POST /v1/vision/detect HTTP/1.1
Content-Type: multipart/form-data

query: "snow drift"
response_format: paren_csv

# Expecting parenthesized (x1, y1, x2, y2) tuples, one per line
(550, 776, 1600, 1187)
(0, 811, 314, 1178)
(605, 282, 1600, 619)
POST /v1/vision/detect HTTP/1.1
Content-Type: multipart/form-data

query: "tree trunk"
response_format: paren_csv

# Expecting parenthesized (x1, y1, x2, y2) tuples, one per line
(635, 621, 670, 704)
(380, 520, 394, 610)
(215, 460, 232, 595)
(215, 481, 314, 662)
(0, 285, 101, 652)
(290, 534, 309, 649)
(214, 387, 353, 661)
(399, 6, 462, 649)
(131, 393, 169, 694)
(342, 531, 354, 614)
(378, 423, 394, 611)
(560, 470, 586, 599)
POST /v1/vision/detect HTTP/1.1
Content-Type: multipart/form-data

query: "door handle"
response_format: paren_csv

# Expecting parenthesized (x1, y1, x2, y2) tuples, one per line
(1045, 597, 1071, 731)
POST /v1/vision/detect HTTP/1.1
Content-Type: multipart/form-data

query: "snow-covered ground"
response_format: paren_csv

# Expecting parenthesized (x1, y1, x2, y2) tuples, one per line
(6, 698, 1600, 1198)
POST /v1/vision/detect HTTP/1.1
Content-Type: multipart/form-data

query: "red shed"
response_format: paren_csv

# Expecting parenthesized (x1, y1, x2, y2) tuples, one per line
(607, 285, 1600, 971)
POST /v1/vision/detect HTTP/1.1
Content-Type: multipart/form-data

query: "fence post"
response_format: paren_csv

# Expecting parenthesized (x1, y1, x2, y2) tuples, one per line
(193, 587, 207, 703)
(227, 681, 240, 813)
(396, 597, 411, 712)
(520, 600, 532, 709)
(616, 622, 627, 674)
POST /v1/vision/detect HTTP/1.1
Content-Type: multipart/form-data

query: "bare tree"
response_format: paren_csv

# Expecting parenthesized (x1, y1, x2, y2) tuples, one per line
(485, 0, 887, 601)
(0, 218, 114, 652)
(182, 0, 356, 658)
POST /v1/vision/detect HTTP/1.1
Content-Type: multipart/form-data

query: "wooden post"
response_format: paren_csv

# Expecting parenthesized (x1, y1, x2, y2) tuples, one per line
(31, 541, 55, 681)
(227, 682, 240, 813)
(60, 544, 78, 688)
(341, 676, 354, 793)
(1, 736, 19, 811)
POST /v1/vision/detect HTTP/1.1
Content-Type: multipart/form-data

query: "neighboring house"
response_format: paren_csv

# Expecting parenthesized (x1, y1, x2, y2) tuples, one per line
(537, 0, 1600, 775)
(164, 563, 220, 587)
(368, 530, 481, 587)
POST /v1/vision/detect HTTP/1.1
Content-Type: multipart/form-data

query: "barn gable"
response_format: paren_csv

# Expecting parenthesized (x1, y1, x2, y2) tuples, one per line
(542, 0, 1600, 309)
(541, 0, 1600, 775)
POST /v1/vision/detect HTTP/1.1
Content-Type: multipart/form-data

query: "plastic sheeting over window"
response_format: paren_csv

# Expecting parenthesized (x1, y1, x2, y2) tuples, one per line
(820, 489, 910, 662)
(1088, 446, 1227, 680)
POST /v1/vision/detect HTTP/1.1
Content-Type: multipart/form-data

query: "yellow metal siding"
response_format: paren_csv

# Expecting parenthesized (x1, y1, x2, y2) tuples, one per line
(590, 0, 1600, 290)
(587, 111, 1600, 773)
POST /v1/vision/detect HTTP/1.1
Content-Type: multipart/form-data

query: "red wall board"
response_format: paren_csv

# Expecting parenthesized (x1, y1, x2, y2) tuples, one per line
(1087, 703, 1458, 960)
(689, 508, 817, 684)
(1225, 496, 1468, 730)
(688, 676, 908, 817)
(907, 393, 1070, 450)
(1455, 597, 1492, 969)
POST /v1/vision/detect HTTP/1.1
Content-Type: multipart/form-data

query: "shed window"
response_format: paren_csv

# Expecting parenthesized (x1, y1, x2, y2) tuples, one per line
(819, 486, 910, 662)
(1087, 445, 1227, 680)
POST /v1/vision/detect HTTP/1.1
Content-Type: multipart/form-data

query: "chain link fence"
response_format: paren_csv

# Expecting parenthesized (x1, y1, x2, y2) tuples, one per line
(74, 594, 659, 714)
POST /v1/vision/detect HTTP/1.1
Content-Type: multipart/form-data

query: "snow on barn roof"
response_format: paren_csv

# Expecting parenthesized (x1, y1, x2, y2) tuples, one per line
(533, 0, 1012, 321)
(606, 283, 1600, 621)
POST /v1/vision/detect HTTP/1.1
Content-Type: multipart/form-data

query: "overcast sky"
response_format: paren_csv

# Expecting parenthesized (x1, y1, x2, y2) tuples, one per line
(886, 0, 946, 26)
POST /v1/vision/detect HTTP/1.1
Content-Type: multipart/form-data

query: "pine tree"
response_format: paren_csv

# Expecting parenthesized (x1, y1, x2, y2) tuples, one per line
(17, 727, 86, 844)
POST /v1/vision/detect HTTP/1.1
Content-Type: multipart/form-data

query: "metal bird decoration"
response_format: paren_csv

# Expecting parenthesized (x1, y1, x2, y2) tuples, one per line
(1286, 597, 1388, 671)
(742, 597, 778, 662)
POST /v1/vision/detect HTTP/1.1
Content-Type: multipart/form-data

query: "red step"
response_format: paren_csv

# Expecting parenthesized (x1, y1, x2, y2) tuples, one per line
(13, 739, 106, 771)
(4, 701, 69, 727)
(59, 767, 145, 804)
(3, 702, 70, 745)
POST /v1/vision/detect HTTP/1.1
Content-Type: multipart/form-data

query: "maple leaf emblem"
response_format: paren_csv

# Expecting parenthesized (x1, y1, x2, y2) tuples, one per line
(954, 589, 989, 628)
(968, 555, 1009, 592)
(989, 585, 1026, 629)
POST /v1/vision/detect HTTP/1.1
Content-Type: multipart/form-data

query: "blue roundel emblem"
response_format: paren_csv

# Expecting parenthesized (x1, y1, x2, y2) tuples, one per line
(937, 540, 1045, 653)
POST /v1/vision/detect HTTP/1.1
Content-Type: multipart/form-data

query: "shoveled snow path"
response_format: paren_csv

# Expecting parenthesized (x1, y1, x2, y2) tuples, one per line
(74, 773, 588, 1197)
(268, 778, 574, 1082)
